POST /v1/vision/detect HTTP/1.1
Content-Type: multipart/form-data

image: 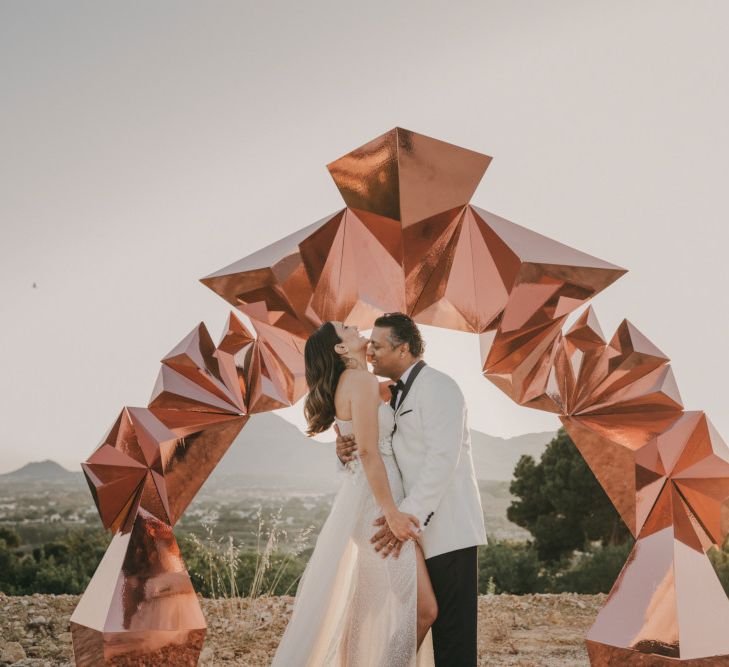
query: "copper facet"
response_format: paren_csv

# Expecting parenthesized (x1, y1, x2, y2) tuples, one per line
(299, 208, 407, 327)
(473, 213, 628, 409)
(148, 408, 248, 525)
(408, 206, 519, 333)
(214, 310, 256, 406)
(199, 213, 342, 337)
(150, 322, 246, 414)
(218, 309, 307, 412)
(473, 207, 627, 331)
(327, 127, 492, 227)
(78, 128, 729, 665)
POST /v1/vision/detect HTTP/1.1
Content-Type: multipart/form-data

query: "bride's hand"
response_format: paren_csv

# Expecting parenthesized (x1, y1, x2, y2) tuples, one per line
(385, 510, 420, 542)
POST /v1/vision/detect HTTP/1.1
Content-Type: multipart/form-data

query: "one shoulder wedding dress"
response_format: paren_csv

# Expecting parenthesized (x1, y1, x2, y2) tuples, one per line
(271, 402, 434, 666)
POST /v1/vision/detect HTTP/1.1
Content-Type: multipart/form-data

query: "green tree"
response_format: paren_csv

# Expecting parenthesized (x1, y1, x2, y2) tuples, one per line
(0, 542, 19, 594)
(0, 526, 20, 548)
(508, 427, 631, 563)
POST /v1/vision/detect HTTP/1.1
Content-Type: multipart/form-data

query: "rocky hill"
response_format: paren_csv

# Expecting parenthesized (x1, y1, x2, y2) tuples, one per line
(0, 593, 603, 666)
(0, 461, 77, 481)
(209, 413, 554, 487)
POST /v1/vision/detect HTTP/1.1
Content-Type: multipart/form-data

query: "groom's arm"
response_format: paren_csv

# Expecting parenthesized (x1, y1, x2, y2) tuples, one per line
(335, 425, 357, 471)
(398, 374, 465, 531)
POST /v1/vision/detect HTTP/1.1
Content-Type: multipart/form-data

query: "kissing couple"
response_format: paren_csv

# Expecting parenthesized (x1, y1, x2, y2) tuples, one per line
(272, 313, 487, 667)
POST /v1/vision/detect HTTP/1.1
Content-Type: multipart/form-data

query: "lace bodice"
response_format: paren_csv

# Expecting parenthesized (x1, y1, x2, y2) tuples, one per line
(335, 402, 395, 458)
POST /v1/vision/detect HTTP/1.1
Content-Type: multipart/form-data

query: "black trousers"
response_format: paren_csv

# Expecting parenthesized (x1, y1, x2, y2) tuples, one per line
(424, 545, 478, 667)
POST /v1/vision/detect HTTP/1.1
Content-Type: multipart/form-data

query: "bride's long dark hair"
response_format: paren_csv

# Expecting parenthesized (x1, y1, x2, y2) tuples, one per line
(304, 322, 346, 436)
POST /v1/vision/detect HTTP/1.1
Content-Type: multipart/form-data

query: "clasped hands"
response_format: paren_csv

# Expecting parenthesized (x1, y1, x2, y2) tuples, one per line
(336, 429, 420, 559)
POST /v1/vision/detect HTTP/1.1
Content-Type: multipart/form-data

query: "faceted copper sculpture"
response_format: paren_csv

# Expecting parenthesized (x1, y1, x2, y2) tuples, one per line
(76, 127, 729, 665)
(73, 307, 310, 663)
(484, 303, 729, 664)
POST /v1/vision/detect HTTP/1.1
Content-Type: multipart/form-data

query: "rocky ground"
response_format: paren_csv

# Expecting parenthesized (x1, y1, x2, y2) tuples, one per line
(0, 593, 605, 666)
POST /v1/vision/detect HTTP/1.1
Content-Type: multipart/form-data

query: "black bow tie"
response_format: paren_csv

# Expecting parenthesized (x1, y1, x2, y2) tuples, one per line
(389, 379, 406, 408)
(389, 379, 405, 396)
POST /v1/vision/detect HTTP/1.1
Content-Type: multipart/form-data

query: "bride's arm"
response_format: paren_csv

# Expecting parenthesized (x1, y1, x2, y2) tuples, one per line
(349, 372, 420, 542)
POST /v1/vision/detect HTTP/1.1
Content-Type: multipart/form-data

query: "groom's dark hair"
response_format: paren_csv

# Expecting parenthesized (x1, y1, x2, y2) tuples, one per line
(374, 312, 425, 357)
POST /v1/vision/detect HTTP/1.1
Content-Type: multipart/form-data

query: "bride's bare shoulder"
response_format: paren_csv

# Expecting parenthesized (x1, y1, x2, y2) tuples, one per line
(339, 369, 378, 391)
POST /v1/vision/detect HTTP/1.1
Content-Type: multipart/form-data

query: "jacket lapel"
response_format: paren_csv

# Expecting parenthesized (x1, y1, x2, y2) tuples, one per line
(395, 360, 426, 415)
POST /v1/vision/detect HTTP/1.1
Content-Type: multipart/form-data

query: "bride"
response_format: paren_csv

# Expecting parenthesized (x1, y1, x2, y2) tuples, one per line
(271, 321, 437, 666)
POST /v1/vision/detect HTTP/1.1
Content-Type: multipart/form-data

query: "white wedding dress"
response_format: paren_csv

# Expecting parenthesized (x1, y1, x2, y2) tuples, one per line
(271, 402, 434, 666)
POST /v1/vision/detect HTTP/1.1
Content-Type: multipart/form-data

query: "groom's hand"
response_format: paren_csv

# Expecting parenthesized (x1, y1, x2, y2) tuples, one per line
(335, 425, 357, 464)
(371, 516, 404, 559)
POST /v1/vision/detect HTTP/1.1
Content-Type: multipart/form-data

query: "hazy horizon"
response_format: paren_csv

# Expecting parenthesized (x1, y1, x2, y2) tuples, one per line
(2, 1, 728, 473)
(1, 416, 560, 475)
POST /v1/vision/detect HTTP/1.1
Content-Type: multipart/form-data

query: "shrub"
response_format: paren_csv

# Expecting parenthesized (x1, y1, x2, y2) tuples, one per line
(708, 546, 729, 596)
(550, 542, 633, 594)
(0, 527, 109, 595)
(478, 540, 545, 594)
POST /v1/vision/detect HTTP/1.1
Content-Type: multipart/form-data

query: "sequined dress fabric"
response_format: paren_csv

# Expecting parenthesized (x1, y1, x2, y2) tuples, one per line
(271, 402, 433, 666)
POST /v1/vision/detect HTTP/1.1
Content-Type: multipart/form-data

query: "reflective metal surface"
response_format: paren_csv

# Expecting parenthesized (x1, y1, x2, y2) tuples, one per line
(586, 525, 729, 663)
(70, 509, 206, 666)
(75, 128, 729, 665)
(326, 127, 492, 227)
(82, 407, 181, 531)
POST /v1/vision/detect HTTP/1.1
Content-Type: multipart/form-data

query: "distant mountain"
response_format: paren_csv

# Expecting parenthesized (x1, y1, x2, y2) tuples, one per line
(207, 413, 338, 490)
(0, 417, 556, 489)
(470, 430, 555, 482)
(208, 413, 555, 488)
(0, 460, 77, 481)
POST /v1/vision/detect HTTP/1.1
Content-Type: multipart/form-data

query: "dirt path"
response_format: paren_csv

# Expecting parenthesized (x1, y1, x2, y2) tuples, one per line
(0, 593, 605, 665)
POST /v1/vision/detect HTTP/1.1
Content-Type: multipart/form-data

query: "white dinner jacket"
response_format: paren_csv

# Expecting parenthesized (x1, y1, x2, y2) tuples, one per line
(393, 364, 487, 560)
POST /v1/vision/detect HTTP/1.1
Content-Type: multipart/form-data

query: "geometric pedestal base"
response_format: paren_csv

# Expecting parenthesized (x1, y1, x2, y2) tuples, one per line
(587, 642, 729, 666)
(70, 509, 206, 666)
(70, 625, 206, 666)
(586, 523, 729, 667)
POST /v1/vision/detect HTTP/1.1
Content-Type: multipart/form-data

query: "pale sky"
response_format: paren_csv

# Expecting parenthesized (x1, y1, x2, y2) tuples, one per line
(1, 1, 728, 473)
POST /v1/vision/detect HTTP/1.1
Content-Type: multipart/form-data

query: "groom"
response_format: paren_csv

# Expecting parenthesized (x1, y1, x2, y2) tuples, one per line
(336, 312, 487, 667)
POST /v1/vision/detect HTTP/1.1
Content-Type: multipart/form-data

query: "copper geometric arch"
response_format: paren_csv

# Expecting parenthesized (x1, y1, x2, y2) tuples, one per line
(71, 127, 729, 665)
